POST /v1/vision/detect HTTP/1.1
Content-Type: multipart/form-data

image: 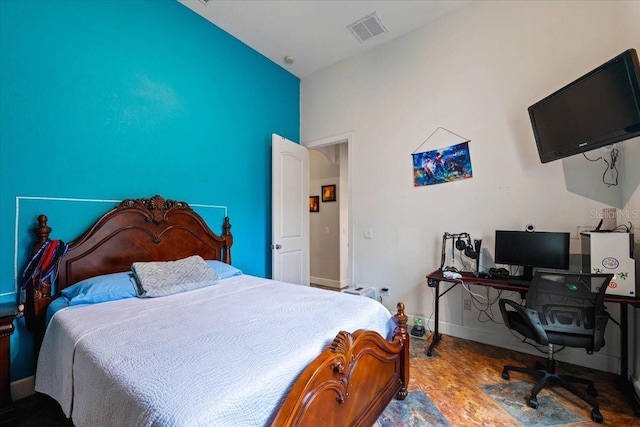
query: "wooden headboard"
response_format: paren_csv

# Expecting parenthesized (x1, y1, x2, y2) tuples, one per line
(26, 195, 233, 343)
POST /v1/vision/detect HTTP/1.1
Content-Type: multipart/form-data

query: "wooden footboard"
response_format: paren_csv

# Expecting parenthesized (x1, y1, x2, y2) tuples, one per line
(271, 303, 409, 427)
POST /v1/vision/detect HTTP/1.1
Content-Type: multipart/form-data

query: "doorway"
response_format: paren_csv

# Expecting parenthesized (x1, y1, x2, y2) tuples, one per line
(304, 132, 352, 290)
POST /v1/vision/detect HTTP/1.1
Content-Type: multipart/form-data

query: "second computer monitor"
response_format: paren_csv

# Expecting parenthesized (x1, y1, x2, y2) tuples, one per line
(494, 230, 570, 280)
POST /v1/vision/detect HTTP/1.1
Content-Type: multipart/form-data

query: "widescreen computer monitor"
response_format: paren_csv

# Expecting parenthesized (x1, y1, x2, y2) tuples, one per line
(494, 230, 570, 280)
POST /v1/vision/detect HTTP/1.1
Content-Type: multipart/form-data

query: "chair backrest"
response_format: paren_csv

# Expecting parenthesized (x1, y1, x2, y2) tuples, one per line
(526, 271, 613, 336)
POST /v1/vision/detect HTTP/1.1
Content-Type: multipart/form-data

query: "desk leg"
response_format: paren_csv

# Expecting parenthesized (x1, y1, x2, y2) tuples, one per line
(426, 279, 441, 357)
(620, 303, 629, 385)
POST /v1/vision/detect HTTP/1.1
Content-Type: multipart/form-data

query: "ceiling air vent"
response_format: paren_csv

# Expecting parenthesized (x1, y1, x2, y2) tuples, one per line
(347, 12, 387, 43)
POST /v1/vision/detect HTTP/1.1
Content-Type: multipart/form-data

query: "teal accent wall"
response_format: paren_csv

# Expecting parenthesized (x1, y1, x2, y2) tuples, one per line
(0, 0, 299, 381)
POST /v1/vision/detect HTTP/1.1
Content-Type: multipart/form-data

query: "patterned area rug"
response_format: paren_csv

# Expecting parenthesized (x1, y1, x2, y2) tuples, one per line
(375, 382, 585, 427)
(374, 390, 451, 427)
(479, 381, 585, 426)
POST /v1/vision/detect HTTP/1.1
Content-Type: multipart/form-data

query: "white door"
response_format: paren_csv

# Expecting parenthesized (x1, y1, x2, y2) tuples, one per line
(272, 133, 309, 285)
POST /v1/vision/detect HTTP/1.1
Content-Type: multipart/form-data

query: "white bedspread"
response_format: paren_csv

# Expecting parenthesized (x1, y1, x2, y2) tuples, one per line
(35, 275, 395, 427)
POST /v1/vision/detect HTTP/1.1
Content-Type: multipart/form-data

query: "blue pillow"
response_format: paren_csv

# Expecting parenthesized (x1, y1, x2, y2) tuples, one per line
(206, 260, 242, 279)
(61, 272, 137, 306)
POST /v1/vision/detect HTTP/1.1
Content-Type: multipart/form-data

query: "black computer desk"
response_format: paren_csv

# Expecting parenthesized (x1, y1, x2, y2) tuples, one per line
(426, 269, 640, 417)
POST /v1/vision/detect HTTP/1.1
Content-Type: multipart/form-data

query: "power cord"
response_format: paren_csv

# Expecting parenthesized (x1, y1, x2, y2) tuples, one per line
(471, 287, 503, 324)
(464, 285, 522, 325)
(582, 147, 619, 187)
(611, 222, 632, 233)
(461, 280, 488, 300)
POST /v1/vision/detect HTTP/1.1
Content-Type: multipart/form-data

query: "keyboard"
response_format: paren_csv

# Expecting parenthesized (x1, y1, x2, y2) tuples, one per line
(507, 277, 532, 287)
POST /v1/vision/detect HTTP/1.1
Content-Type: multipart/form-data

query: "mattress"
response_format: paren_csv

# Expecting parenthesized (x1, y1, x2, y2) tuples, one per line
(35, 275, 394, 426)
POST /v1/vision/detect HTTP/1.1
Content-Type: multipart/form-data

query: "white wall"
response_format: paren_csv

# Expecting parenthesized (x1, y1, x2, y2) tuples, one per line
(302, 0, 639, 373)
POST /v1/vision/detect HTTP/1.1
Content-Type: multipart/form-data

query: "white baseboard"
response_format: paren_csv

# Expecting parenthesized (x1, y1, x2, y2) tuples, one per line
(11, 375, 35, 401)
(310, 276, 347, 289)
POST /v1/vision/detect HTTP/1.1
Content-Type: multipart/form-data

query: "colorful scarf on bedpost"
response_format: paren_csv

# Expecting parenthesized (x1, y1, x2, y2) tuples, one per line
(19, 239, 68, 323)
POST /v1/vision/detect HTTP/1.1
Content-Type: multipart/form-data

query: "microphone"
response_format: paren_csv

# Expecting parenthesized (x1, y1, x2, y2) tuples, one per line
(593, 219, 603, 232)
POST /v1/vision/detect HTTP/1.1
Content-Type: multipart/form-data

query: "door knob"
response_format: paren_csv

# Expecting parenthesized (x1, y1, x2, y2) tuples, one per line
(273, 244, 282, 250)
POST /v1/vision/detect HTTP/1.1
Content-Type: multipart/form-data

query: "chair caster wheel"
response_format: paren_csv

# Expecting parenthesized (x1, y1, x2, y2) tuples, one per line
(528, 397, 538, 409)
(501, 370, 510, 380)
(591, 408, 603, 423)
(587, 385, 598, 397)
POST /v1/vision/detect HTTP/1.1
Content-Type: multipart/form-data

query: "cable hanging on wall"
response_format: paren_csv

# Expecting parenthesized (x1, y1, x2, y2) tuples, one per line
(411, 127, 474, 187)
(582, 146, 619, 187)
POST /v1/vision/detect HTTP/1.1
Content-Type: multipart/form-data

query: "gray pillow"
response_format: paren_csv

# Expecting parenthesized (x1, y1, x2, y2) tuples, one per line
(132, 255, 219, 298)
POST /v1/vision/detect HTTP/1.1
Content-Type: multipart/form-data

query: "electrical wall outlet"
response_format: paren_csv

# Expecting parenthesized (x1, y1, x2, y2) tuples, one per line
(464, 299, 471, 311)
(380, 287, 390, 297)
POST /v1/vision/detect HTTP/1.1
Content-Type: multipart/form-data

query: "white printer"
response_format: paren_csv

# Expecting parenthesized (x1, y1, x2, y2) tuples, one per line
(581, 231, 636, 297)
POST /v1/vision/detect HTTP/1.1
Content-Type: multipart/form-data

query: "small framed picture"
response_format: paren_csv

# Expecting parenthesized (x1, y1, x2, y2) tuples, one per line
(309, 196, 319, 212)
(322, 184, 336, 202)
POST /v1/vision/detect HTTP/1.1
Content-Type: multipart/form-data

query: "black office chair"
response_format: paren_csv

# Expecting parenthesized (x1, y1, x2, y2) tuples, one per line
(499, 271, 613, 423)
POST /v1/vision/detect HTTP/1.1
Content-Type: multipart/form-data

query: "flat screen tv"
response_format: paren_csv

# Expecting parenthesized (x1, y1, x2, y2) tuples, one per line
(494, 230, 570, 281)
(529, 49, 640, 163)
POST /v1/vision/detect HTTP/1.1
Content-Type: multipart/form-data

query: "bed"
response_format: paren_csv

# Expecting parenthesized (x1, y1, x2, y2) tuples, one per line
(24, 195, 409, 426)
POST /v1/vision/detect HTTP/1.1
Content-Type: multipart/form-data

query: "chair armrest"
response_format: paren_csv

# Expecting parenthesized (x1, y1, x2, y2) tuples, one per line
(499, 299, 549, 345)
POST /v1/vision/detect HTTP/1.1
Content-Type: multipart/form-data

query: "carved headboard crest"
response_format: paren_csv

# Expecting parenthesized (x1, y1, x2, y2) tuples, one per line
(118, 195, 192, 225)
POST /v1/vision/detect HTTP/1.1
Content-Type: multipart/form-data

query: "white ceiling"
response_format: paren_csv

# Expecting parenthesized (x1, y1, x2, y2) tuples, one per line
(178, 0, 472, 78)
